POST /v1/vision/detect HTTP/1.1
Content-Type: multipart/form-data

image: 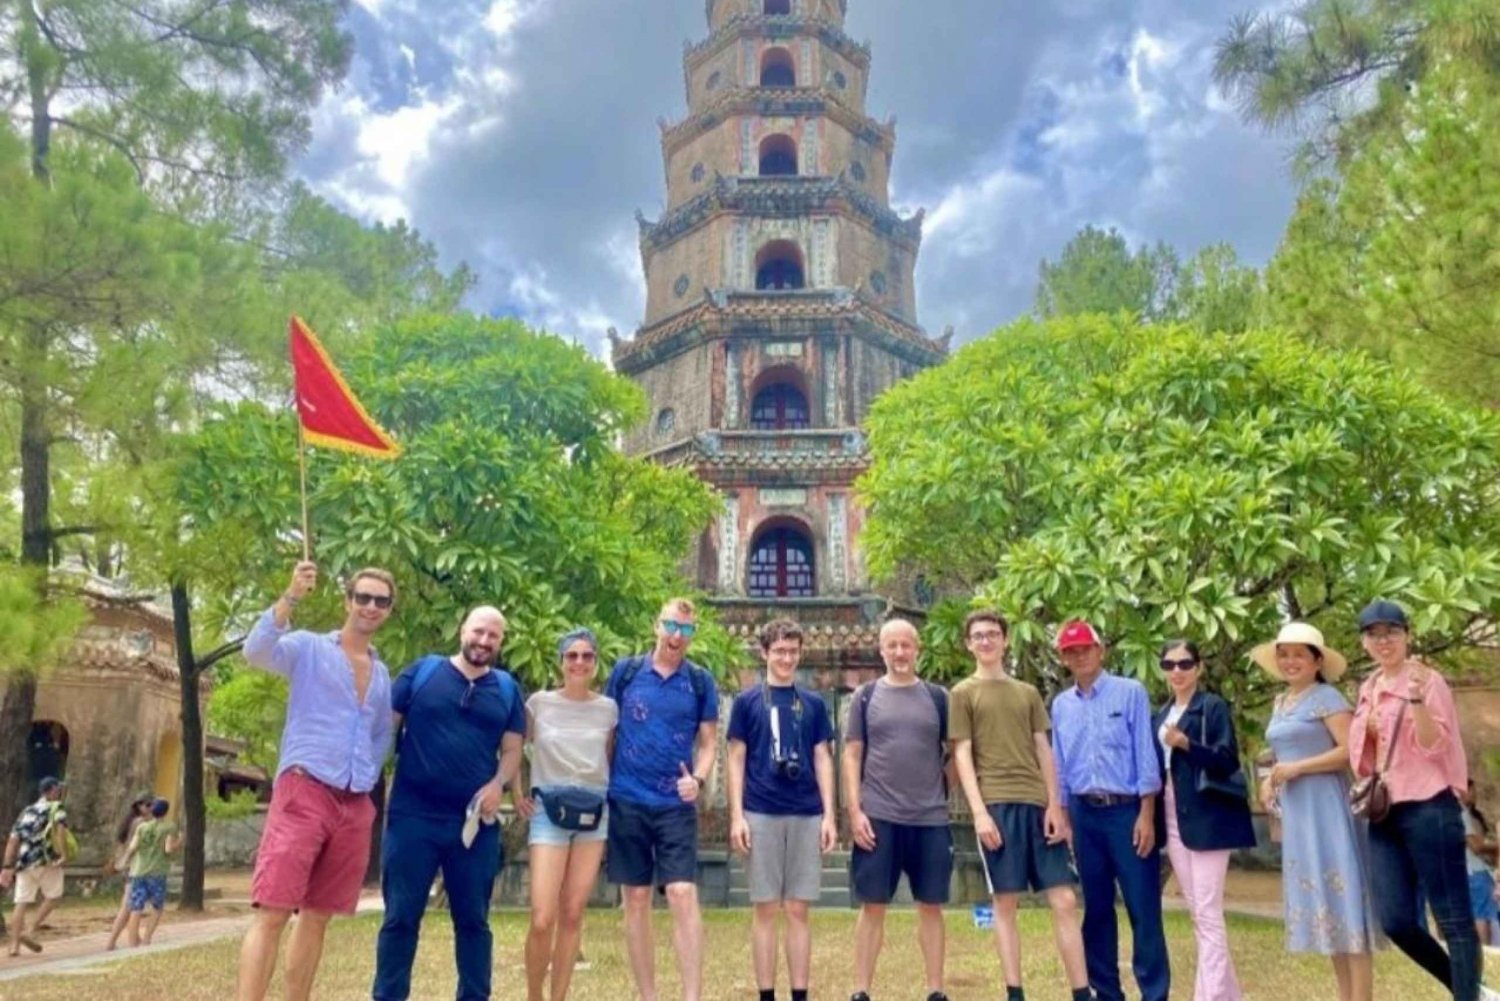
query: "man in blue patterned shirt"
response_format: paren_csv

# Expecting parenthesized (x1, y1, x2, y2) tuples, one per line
(1049, 620, 1168, 1001)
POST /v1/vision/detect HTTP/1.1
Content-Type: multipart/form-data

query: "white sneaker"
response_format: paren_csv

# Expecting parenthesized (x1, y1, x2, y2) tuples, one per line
(1478, 986, 1500, 1001)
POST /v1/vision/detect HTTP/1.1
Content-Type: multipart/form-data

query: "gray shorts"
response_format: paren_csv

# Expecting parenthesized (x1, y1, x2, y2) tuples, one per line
(746, 812, 823, 903)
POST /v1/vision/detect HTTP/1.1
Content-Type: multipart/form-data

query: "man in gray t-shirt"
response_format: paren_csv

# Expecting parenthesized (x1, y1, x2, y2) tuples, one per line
(841, 619, 953, 1001)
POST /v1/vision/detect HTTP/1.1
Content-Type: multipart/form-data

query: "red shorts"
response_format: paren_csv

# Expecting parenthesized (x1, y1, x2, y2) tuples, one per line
(251, 768, 376, 914)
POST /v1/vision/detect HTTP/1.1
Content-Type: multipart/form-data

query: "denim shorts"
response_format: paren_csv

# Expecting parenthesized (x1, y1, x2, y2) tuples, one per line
(528, 785, 609, 846)
(1470, 870, 1498, 922)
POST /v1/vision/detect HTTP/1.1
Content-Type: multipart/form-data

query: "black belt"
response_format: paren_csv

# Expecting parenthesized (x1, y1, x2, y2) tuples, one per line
(1078, 792, 1139, 807)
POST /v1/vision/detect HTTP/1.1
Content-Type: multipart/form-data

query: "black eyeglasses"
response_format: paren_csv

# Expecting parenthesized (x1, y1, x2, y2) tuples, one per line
(1159, 657, 1198, 672)
(349, 591, 393, 609)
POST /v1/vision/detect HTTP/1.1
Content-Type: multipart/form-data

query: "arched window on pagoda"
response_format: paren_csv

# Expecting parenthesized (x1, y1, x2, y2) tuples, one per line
(754, 240, 805, 290)
(750, 382, 810, 430)
(759, 134, 798, 176)
(761, 48, 795, 88)
(764, 0, 792, 14)
(747, 523, 816, 598)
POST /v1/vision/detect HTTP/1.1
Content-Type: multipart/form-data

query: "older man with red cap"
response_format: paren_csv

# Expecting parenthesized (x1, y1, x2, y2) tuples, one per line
(1049, 620, 1168, 1001)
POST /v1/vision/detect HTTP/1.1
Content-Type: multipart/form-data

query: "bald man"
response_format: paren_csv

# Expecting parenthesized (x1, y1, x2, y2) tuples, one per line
(373, 607, 527, 1001)
(842, 619, 954, 1001)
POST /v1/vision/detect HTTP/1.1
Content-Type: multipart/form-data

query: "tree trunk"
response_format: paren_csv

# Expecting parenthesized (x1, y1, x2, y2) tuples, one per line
(171, 582, 207, 911)
(0, 324, 53, 833)
(1, 2, 55, 839)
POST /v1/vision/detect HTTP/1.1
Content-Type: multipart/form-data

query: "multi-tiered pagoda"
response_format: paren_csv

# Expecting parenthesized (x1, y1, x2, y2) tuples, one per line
(612, 0, 947, 677)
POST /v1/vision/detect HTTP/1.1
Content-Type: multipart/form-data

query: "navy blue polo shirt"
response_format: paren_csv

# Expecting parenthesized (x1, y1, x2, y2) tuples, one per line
(606, 655, 719, 811)
(727, 683, 833, 817)
(389, 657, 526, 819)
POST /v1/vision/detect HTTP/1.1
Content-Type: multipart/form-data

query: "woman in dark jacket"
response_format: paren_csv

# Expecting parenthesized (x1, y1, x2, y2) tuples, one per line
(1152, 639, 1256, 1001)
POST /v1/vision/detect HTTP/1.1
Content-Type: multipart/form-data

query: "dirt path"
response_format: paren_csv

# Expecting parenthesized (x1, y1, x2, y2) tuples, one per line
(0, 893, 381, 983)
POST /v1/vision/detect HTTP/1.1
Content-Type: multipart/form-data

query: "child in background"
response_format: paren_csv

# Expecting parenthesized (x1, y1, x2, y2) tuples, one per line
(118, 799, 179, 947)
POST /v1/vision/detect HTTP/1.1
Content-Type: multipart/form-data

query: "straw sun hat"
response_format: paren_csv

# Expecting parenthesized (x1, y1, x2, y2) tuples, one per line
(1249, 622, 1348, 682)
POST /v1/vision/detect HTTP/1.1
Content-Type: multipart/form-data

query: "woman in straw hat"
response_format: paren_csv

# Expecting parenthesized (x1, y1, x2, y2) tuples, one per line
(1348, 600, 1485, 1001)
(1255, 622, 1379, 1001)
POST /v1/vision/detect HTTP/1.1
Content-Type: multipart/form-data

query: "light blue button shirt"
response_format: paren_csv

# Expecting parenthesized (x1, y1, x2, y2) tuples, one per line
(1050, 672, 1162, 807)
(242, 609, 393, 793)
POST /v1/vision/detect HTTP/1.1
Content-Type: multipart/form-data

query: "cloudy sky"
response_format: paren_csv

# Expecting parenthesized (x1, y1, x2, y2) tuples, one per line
(299, 0, 1299, 355)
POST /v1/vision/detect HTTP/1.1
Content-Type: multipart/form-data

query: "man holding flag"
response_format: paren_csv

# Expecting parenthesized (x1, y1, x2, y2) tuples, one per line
(236, 317, 404, 1001)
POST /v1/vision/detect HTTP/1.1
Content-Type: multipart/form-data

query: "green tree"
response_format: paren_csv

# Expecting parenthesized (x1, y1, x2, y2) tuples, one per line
(1171, 243, 1266, 335)
(1212, 0, 1500, 165)
(1035, 225, 1179, 320)
(175, 311, 736, 695)
(1268, 54, 1500, 407)
(0, 0, 351, 830)
(857, 314, 1500, 735)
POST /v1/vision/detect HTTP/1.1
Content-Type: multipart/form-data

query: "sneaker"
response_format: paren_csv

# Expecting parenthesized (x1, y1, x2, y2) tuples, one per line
(850, 993, 872, 1001)
(926, 993, 950, 1001)
(1477, 987, 1500, 1001)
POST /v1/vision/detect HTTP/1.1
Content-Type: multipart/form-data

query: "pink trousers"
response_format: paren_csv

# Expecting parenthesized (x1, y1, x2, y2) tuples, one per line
(1164, 780, 1242, 1001)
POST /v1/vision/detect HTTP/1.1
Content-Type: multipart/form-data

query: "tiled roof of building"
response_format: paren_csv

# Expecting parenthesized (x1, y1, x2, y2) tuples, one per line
(639, 174, 922, 251)
(617, 288, 944, 363)
(687, 11, 867, 65)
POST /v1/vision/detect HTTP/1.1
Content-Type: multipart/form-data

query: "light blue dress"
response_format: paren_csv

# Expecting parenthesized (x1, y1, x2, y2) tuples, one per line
(1265, 683, 1382, 954)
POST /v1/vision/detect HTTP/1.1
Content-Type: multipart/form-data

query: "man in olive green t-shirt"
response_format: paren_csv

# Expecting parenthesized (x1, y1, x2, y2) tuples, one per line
(951, 610, 1090, 1001)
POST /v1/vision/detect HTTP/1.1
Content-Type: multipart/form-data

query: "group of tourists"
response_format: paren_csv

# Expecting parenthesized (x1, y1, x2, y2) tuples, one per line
(92, 557, 1481, 1001)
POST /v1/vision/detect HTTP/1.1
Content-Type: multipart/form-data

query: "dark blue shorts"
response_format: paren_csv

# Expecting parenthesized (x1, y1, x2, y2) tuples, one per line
(850, 819, 953, 905)
(605, 796, 699, 887)
(976, 802, 1077, 894)
(127, 874, 167, 912)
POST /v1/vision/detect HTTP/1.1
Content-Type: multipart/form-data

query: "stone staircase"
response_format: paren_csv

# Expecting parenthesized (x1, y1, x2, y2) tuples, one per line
(726, 850, 855, 908)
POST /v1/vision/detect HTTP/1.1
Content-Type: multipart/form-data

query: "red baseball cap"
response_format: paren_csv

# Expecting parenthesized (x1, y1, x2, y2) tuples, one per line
(1055, 620, 1103, 651)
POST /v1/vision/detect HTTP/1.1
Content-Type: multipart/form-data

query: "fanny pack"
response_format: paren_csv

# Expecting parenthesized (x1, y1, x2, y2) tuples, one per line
(534, 787, 604, 832)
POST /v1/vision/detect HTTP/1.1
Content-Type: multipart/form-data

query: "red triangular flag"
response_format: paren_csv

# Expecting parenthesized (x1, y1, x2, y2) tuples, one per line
(289, 316, 401, 458)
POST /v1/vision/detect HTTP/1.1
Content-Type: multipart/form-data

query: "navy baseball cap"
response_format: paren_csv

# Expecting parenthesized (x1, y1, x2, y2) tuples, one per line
(1358, 600, 1409, 632)
(38, 776, 63, 793)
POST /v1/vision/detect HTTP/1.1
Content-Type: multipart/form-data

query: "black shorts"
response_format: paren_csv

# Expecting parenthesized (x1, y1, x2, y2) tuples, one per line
(605, 796, 699, 887)
(976, 802, 1077, 895)
(850, 819, 954, 905)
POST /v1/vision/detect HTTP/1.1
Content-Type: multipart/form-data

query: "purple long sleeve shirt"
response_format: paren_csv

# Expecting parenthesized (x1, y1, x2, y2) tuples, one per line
(242, 608, 393, 793)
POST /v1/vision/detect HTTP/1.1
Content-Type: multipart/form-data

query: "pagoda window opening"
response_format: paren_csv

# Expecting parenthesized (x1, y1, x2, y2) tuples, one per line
(750, 382, 810, 430)
(747, 524, 815, 598)
(755, 240, 805, 290)
(761, 48, 796, 88)
(759, 134, 799, 176)
(764, 0, 792, 14)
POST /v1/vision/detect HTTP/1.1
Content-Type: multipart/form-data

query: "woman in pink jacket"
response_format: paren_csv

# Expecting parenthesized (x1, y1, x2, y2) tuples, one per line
(1348, 600, 1480, 1001)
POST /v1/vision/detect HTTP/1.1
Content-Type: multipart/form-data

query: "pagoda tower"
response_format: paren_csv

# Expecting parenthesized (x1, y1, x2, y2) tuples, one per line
(612, 0, 948, 677)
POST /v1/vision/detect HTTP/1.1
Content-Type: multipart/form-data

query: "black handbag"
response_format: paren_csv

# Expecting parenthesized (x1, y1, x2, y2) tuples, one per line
(534, 787, 605, 832)
(1193, 707, 1250, 801)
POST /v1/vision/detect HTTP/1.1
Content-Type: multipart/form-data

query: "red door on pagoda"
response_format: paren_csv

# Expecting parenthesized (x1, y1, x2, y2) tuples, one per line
(747, 525, 815, 598)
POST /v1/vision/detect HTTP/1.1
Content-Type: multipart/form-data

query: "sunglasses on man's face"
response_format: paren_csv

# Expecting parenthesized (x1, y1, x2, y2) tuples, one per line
(660, 619, 697, 638)
(1159, 657, 1198, 672)
(348, 591, 393, 609)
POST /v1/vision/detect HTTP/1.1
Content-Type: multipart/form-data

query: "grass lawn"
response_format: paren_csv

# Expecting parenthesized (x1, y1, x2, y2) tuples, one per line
(11, 907, 1456, 1000)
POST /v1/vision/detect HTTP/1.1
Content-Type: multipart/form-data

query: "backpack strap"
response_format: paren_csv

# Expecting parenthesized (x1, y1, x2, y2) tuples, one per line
(397, 655, 448, 752)
(854, 681, 876, 780)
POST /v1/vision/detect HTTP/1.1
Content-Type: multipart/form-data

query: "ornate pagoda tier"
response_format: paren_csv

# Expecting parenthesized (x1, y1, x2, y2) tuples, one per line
(615, 0, 945, 675)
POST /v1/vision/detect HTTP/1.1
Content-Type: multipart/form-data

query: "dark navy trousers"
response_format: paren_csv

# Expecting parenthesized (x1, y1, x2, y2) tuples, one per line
(1070, 798, 1170, 1001)
(372, 812, 502, 1001)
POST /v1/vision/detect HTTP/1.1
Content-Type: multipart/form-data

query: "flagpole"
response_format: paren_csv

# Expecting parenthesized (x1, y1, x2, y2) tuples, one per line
(297, 423, 311, 561)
